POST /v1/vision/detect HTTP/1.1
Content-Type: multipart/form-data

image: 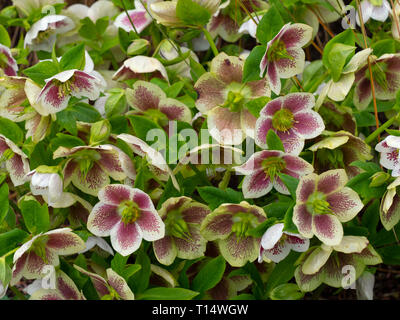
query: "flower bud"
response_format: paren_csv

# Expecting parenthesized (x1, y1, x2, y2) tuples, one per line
(127, 39, 150, 56)
(89, 119, 111, 145)
(369, 171, 391, 187)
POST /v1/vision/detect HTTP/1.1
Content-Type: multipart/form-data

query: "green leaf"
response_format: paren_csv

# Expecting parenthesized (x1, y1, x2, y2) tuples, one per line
(0, 229, 29, 256)
(277, 173, 299, 199)
(189, 56, 206, 82)
(105, 88, 127, 118)
(266, 129, 284, 151)
(246, 217, 277, 238)
(326, 43, 355, 82)
(95, 17, 109, 36)
(50, 133, 85, 152)
(79, 17, 98, 40)
(197, 186, 245, 210)
(242, 45, 266, 83)
(23, 60, 59, 85)
(0, 183, 9, 225)
(59, 43, 86, 71)
(245, 96, 270, 118)
(283, 204, 298, 234)
(19, 199, 50, 234)
(127, 115, 166, 146)
(0, 117, 24, 144)
(138, 287, 199, 300)
(129, 248, 151, 293)
(371, 39, 396, 57)
(191, 256, 226, 293)
(270, 283, 304, 300)
(322, 29, 355, 71)
(256, 6, 285, 44)
(0, 25, 11, 47)
(176, 0, 211, 26)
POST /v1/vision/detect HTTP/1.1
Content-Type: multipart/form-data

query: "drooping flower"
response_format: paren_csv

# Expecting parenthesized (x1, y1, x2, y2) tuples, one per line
(126, 80, 192, 128)
(0, 44, 18, 76)
(259, 23, 313, 95)
(87, 184, 165, 256)
(36, 69, 106, 114)
(309, 130, 373, 178)
(353, 54, 400, 110)
(194, 52, 270, 145)
(380, 177, 400, 230)
(114, 0, 158, 33)
(0, 134, 30, 186)
(66, 0, 120, 23)
(316, 48, 372, 106)
(150, 0, 221, 27)
(208, 0, 268, 42)
(28, 270, 86, 300)
(294, 236, 382, 292)
(74, 265, 134, 300)
(356, 0, 391, 26)
(53, 144, 136, 196)
(234, 150, 314, 198)
(117, 133, 179, 190)
(200, 201, 266, 267)
(375, 135, 400, 177)
(293, 169, 364, 246)
(79, 236, 114, 256)
(255, 93, 325, 155)
(112, 56, 169, 82)
(11, 228, 86, 285)
(12, 0, 63, 17)
(0, 76, 30, 121)
(24, 15, 75, 52)
(153, 196, 210, 265)
(258, 223, 309, 263)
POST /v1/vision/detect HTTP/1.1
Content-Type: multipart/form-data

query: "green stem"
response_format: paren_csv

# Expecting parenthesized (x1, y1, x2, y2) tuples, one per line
(218, 169, 231, 190)
(122, 1, 139, 36)
(365, 115, 399, 144)
(201, 26, 218, 57)
(1, 247, 18, 259)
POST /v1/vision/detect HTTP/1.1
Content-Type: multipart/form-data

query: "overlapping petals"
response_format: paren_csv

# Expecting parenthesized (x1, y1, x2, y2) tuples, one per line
(153, 196, 210, 265)
(357, 0, 391, 25)
(234, 150, 313, 198)
(200, 201, 266, 267)
(375, 135, 400, 176)
(0, 44, 18, 76)
(259, 23, 313, 95)
(293, 169, 363, 246)
(255, 93, 324, 155)
(380, 177, 400, 230)
(11, 228, 86, 285)
(259, 223, 309, 263)
(194, 52, 270, 145)
(87, 184, 165, 256)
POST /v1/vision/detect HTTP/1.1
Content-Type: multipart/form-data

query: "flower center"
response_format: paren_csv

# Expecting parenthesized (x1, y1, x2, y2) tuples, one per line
(261, 157, 286, 182)
(34, 29, 56, 44)
(272, 108, 294, 132)
(165, 209, 191, 240)
(223, 90, 245, 112)
(268, 40, 293, 62)
(306, 191, 332, 216)
(30, 236, 49, 264)
(53, 77, 76, 98)
(231, 212, 259, 239)
(118, 200, 140, 225)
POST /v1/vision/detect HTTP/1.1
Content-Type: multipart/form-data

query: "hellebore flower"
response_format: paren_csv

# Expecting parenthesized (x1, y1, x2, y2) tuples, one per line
(200, 201, 266, 267)
(258, 223, 309, 263)
(316, 48, 372, 106)
(234, 150, 314, 198)
(36, 69, 106, 114)
(11, 228, 86, 285)
(74, 265, 134, 300)
(0, 76, 30, 121)
(28, 270, 85, 300)
(208, 0, 268, 42)
(117, 133, 179, 190)
(238, 14, 263, 40)
(194, 52, 270, 145)
(54, 144, 136, 196)
(380, 177, 400, 230)
(150, 0, 221, 27)
(114, 0, 158, 33)
(67, 0, 119, 23)
(293, 169, 364, 246)
(153, 196, 210, 265)
(126, 80, 192, 128)
(0, 44, 18, 76)
(353, 54, 400, 110)
(294, 236, 382, 292)
(87, 184, 165, 256)
(112, 56, 169, 82)
(0, 134, 30, 186)
(24, 15, 75, 52)
(375, 135, 400, 176)
(309, 130, 373, 178)
(317, 101, 356, 135)
(259, 23, 313, 95)
(255, 93, 325, 155)
(356, 0, 391, 26)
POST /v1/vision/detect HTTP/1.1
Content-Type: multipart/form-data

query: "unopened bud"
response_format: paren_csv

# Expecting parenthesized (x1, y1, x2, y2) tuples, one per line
(89, 120, 111, 145)
(369, 172, 390, 187)
(127, 39, 150, 56)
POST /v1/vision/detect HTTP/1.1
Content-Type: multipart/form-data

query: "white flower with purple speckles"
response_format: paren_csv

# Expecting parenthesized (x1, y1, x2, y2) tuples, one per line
(375, 135, 400, 176)
(87, 184, 165, 256)
(0, 44, 18, 76)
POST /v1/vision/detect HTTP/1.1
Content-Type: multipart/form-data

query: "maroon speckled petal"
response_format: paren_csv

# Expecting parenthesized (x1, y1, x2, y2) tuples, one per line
(87, 203, 121, 236)
(293, 204, 313, 238)
(98, 184, 134, 205)
(110, 221, 143, 256)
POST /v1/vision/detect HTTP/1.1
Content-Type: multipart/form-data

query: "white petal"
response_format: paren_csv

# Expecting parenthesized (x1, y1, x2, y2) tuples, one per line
(260, 223, 284, 250)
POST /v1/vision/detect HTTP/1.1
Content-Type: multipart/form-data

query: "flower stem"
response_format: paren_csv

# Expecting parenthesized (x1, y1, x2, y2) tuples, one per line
(365, 115, 398, 144)
(201, 26, 219, 57)
(1, 247, 18, 259)
(218, 169, 231, 190)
